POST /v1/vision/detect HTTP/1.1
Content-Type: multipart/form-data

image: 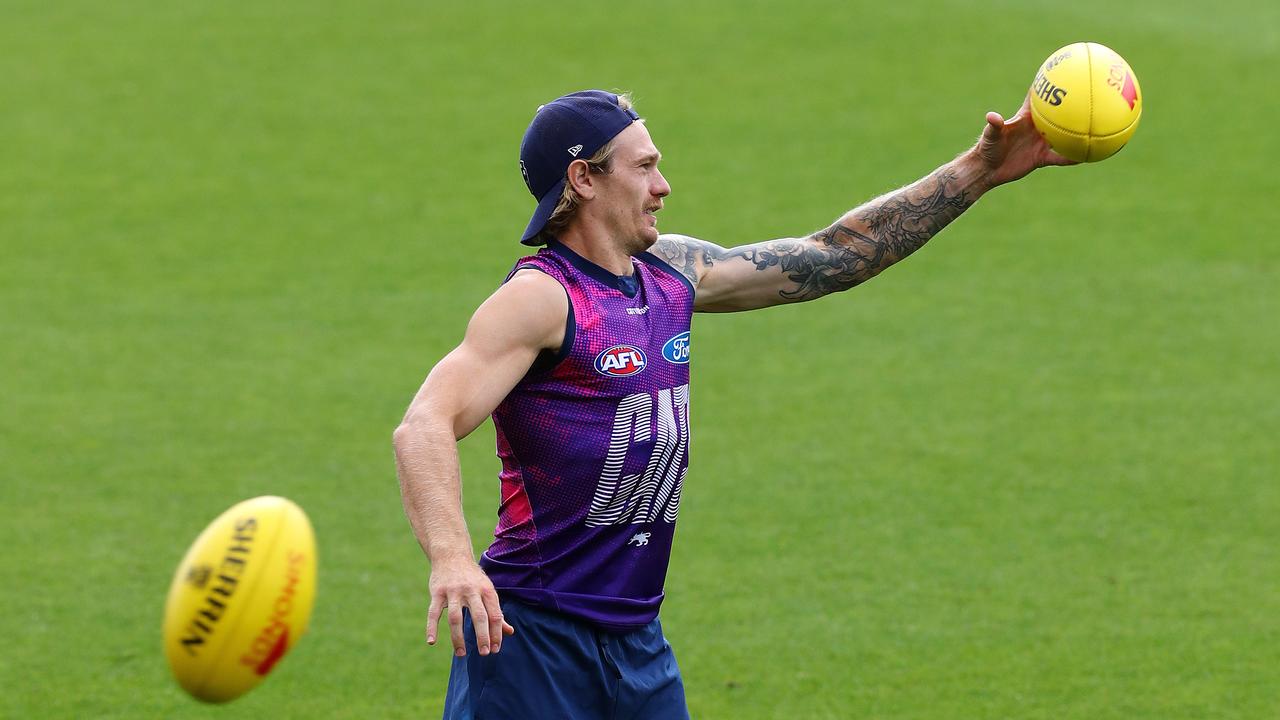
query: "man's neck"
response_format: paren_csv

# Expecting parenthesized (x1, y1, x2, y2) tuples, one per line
(555, 225, 636, 277)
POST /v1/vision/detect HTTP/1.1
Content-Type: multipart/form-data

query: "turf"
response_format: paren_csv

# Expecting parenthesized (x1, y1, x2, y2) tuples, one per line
(3, 0, 1278, 717)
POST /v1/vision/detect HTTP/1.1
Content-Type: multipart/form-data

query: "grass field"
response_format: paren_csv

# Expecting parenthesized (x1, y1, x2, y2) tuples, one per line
(3, 0, 1279, 717)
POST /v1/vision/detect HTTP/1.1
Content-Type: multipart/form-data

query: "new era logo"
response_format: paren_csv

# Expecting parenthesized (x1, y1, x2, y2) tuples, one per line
(567, 144, 583, 157)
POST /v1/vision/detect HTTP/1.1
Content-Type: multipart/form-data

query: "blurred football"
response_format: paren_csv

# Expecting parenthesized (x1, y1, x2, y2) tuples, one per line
(162, 495, 317, 703)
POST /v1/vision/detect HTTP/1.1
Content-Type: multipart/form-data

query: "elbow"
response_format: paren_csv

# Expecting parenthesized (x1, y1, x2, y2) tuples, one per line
(393, 412, 432, 445)
(392, 417, 428, 494)
(392, 425, 413, 476)
(392, 407, 453, 455)
(392, 421, 413, 454)
(392, 408, 428, 456)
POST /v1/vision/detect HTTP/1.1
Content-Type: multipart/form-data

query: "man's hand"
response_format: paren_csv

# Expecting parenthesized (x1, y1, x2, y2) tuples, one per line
(976, 93, 1077, 188)
(426, 557, 515, 656)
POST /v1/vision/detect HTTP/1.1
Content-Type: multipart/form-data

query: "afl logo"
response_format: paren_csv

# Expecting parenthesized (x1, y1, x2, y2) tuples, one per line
(661, 331, 690, 364)
(595, 345, 646, 377)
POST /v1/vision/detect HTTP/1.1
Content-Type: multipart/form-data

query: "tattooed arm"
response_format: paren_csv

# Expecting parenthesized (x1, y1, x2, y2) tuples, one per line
(650, 97, 1073, 312)
(651, 160, 981, 311)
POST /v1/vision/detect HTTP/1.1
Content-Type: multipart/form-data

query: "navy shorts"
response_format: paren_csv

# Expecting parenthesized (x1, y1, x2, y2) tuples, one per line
(442, 599, 689, 720)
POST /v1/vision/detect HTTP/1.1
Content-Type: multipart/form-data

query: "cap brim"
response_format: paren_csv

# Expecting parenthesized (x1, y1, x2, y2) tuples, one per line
(520, 178, 566, 246)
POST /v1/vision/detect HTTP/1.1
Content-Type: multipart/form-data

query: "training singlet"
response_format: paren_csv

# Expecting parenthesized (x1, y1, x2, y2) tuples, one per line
(479, 239, 694, 631)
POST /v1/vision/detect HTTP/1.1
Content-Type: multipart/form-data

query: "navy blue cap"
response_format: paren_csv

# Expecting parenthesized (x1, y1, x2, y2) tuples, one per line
(518, 90, 640, 245)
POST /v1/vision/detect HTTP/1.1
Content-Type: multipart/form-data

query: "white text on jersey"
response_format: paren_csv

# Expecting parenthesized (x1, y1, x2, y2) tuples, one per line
(586, 385, 689, 526)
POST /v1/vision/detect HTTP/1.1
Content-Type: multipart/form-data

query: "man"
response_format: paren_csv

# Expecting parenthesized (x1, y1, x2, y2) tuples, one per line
(394, 89, 1071, 719)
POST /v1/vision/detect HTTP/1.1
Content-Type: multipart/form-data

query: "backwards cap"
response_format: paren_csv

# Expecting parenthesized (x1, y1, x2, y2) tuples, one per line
(518, 90, 639, 245)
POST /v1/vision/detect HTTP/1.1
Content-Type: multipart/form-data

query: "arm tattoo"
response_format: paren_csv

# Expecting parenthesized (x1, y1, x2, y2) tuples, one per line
(652, 166, 976, 304)
(650, 234, 731, 287)
(744, 167, 975, 301)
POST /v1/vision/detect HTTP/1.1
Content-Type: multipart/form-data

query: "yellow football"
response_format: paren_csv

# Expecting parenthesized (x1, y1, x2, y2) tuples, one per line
(162, 496, 317, 703)
(1029, 42, 1143, 162)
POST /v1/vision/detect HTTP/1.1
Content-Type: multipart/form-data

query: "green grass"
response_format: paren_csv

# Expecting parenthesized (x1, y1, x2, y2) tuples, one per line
(3, 0, 1278, 717)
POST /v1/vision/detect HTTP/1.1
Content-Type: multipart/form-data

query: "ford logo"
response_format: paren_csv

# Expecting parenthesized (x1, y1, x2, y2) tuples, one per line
(661, 332, 690, 364)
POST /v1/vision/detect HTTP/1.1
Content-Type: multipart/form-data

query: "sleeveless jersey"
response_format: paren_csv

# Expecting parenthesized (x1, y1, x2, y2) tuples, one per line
(479, 240, 694, 631)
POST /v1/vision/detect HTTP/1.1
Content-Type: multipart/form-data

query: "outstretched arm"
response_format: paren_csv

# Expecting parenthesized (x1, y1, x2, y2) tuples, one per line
(651, 96, 1072, 312)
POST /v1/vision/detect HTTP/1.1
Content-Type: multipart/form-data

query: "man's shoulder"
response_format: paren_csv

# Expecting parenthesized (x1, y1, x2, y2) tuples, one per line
(644, 234, 711, 290)
(649, 234, 702, 261)
(495, 267, 566, 308)
(469, 267, 567, 351)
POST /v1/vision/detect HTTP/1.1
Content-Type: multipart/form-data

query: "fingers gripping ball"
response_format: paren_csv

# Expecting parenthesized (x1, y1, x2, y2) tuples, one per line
(163, 496, 317, 703)
(1029, 42, 1143, 162)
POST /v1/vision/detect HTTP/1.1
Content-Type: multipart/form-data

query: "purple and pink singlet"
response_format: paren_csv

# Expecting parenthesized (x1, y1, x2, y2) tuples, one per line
(480, 240, 693, 631)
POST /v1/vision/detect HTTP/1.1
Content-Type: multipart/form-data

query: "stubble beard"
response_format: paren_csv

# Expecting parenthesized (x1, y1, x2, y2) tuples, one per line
(613, 212, 657, 257)
(625, 227, 658, 256)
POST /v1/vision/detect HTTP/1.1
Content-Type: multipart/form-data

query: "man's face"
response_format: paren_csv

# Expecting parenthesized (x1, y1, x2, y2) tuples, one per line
(593, 122, 671, 254)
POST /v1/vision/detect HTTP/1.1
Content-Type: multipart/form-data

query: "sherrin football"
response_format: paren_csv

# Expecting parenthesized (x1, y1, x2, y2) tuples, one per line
(1029, 42, 1143, 162)
(163, 496, 317, 703)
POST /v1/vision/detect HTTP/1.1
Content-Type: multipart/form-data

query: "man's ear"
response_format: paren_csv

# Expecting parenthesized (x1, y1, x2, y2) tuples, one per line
(565, 158, 597, 200)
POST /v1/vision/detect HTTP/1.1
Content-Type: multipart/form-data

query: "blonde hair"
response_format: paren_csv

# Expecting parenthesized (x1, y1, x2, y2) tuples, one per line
(536, 93, 636, 245)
